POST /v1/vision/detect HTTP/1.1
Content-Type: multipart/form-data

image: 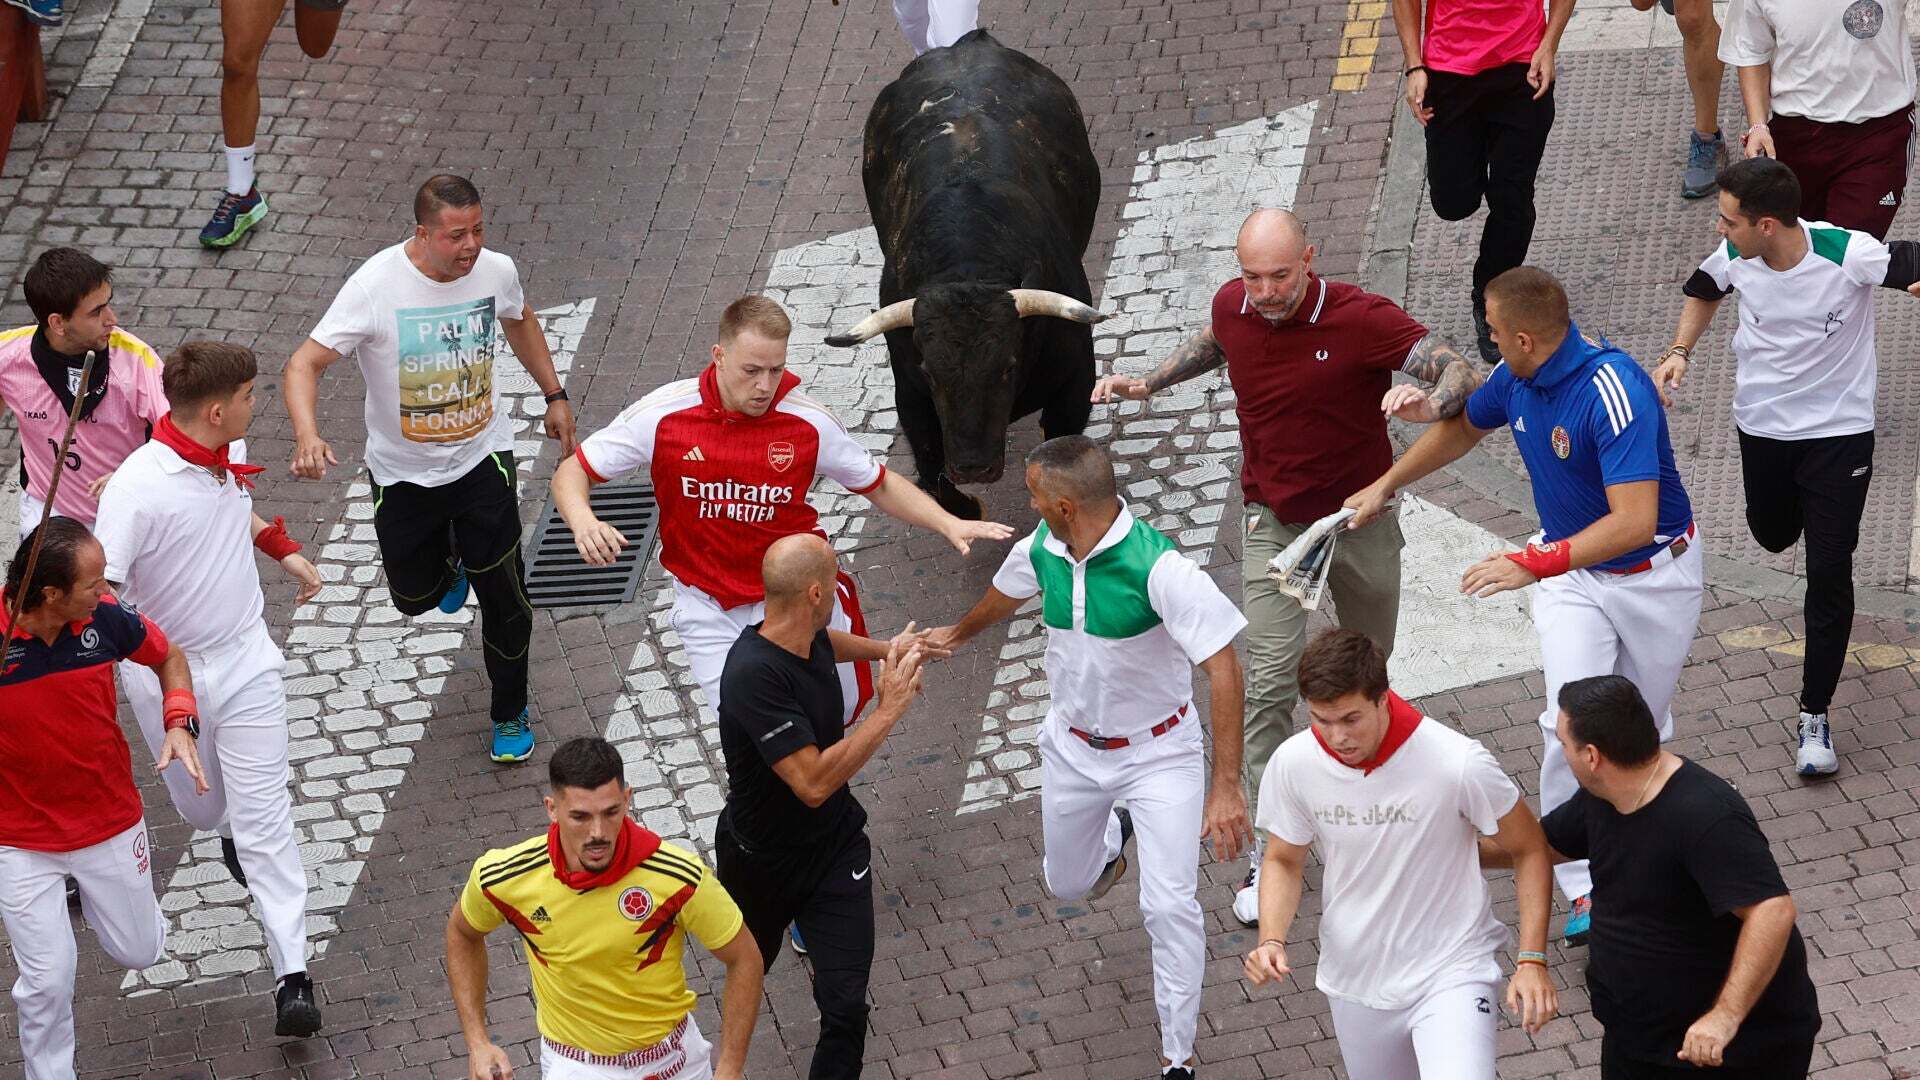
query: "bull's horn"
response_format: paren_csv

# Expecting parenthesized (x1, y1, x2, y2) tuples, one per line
(824, 299, 916, 346)
(1010, 289, 1108, 324)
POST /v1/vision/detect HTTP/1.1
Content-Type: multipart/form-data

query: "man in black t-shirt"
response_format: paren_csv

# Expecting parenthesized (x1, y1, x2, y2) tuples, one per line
(1528, 675, 1819, 1078)
(713, 533, 930, 1080)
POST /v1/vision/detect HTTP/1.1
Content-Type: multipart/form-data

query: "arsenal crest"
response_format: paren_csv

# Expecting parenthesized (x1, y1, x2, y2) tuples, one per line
(768, 441, 796, 472)
(618, 886, 654, 922)
(1551, 426, 1571, 460)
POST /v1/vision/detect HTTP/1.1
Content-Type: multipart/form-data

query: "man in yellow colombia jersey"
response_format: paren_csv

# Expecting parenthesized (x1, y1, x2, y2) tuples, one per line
(446, 737, 764, 1079)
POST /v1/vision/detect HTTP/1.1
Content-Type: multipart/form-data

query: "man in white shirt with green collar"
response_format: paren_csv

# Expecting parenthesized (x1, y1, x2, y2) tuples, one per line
(932, 434, 1250, 1080)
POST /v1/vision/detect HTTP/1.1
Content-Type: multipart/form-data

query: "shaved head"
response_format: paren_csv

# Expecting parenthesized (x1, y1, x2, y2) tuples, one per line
(1235, 209, 1316, 322)
(762, 533, 838, 603)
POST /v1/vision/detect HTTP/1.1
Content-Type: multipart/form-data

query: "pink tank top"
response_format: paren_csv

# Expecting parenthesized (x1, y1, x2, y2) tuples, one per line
(0, 326, 169, 525)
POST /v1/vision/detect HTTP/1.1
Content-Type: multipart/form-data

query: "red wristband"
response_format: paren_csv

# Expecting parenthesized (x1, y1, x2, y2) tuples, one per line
(1504, 540, 1571, 579)
(162, 688, 199, 731)
(253, 516, 302, 561)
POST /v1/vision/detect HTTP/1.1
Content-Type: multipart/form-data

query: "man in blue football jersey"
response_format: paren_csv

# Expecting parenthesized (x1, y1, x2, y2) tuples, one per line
(1346, 266, 1704, 949)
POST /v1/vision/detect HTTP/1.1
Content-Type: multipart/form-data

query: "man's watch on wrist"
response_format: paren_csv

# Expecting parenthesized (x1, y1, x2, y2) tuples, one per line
(164, 714, 200, 739)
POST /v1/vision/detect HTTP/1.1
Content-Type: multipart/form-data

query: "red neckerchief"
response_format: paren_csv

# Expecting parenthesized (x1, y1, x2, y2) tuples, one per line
(697, 363, 801, 420)
(151, 412, 265, 490)
(547, 817, 661, 890)
(1313, 691, 1423, 775)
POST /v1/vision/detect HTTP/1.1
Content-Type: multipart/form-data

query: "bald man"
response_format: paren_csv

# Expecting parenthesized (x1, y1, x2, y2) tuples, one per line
(712, 534, 932, 1080)
(1093, 209, 1483, 926)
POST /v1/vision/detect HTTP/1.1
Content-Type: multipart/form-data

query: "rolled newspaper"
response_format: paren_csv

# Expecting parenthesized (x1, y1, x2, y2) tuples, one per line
(1265, 507, 1359, 610)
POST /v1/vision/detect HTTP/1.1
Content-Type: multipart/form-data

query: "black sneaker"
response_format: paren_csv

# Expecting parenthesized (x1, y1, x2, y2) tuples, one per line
(221, 836, 248, 887)
(1084, 807, 1134, 901)
(274, 972, 323, 1037)
(1164, 1068, 1196, 1080)
(1472, 306, 1499, 364)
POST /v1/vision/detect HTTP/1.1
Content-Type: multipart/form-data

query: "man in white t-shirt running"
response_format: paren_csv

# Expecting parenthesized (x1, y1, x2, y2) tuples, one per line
(552, 295, 1008, 728)
(1244, 628, 1558, 1080)
(1653, 157, 1920, 778)
(96, 340, 325, 1038)
(1723, 0, 1916, 238)
(285, 174, 577, 765)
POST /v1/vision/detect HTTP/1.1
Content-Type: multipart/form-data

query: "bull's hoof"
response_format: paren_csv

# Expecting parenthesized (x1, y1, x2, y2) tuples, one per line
(932, 480, 985, 520)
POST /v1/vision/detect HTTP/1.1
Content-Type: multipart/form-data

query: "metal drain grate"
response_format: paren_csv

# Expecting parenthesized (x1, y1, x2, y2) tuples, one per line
(523, 481, 659, 609)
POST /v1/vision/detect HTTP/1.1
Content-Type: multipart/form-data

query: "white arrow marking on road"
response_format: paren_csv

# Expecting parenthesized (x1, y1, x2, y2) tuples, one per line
(120, 299, 597, 990)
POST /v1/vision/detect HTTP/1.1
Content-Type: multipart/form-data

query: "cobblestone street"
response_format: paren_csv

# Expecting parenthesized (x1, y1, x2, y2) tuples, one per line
(0, 0, 1914, 1077)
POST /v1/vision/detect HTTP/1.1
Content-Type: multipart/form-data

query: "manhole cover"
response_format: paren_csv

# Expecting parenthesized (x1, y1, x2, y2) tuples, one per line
(523, 481, 658, 609)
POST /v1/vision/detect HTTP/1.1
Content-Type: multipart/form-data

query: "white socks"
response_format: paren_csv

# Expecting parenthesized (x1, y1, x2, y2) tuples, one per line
(223, 144, 256, 196)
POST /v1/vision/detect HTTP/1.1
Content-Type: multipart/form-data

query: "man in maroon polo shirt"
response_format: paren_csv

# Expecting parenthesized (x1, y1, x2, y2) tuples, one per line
(1093, 208, 1482, 925)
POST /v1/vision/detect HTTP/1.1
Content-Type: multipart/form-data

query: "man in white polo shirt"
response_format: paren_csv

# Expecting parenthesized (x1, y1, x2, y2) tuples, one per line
(932, 434, 1249, 1080)
(1654, 157, 1920, 777)
(95, 340, 325, 1037)
(1243, 628, 1558, 1079)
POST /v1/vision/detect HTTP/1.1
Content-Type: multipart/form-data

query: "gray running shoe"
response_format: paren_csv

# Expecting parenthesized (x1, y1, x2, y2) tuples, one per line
(1683, 129, 1725, 199)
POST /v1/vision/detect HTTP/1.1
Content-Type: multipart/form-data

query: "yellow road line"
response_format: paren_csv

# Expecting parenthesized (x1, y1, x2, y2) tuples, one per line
(1332, 0, 1390, 92)
(1720, 624, 1920, 673)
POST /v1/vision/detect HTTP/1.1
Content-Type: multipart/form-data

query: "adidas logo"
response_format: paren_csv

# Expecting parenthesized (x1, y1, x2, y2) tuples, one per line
(1513, 416, 1527, 432)
(683, 446, 706, 462)
(530, 905, 551, 923)
(1881, 192, 1899, 207)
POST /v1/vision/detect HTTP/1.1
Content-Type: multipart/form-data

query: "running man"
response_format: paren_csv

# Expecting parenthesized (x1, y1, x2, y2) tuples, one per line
(1244, 629, 1558, 1079)
(553, 294, 1008, 725)
(287, 174, 576, 763)
(200, 0, 346, 247)
(1347, 266, 1703, 947)
(96, 340, 325, 1037)
(0, 518, 206, 1080)
(0, 247, 168, 535)
(1652, 157, 1920, 777)
(446, 736, 764, 1080)
(931, 435, 1250, 1080)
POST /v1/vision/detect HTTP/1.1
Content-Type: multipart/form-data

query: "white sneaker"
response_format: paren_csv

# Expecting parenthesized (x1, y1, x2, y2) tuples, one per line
(1232, 861, 1260, 927)
(1795, 712, 1838, 777)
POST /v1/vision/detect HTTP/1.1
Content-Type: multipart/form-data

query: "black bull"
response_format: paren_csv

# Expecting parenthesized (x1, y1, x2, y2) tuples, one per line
(825, 30, 1105, 520)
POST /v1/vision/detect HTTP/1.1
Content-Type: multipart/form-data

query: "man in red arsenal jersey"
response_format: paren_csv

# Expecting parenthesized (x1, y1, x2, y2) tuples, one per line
(1092, 209, 1484, 928)
(552, 295, 1008, 726)
(0, 517, 206, 1080)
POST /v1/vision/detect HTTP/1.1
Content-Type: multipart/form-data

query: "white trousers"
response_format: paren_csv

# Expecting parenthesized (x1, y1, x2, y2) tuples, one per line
(670, 576, 864, 726)
(1534, 536, 1704, 899)
(17, 487, 45, 540)
(1040, 713, 1204, 1067)
(1327, 978, 1500, 1080)
(0, 821, 169, 1080)
(122, 622, 310, 978)
(538, 1015, 713, 1080)
(892, 0, 979, 54)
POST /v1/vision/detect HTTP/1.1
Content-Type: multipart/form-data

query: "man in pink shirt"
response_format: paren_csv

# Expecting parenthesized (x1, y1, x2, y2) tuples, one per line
(1394, 0, 1575, 362)
(0, 248, 168, 535)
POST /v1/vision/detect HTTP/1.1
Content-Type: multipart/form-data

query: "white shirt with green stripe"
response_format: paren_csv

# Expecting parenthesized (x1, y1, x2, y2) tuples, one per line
(991, 502, 1246, 739)
(1695, 220, 1887, 440)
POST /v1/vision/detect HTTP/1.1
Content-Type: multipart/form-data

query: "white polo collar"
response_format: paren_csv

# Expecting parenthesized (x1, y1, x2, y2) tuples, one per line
(1039, 500, 1137, 564)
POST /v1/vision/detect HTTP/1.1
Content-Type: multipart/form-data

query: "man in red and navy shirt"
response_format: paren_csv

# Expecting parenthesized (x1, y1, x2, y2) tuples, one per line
(552, 295, 1008, 725)
(1092, 209, 1484, 927)
(0, 517, 204, 1080)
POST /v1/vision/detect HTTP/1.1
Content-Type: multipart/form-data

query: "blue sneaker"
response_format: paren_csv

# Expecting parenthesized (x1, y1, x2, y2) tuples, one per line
(437, 562, 469, 614)
(489, 708, 534, 763)
(198, 187, 268, 249)
(789, 925, 808, 956)
(2, 0, 63, 26)
(1564, 893, 1592, 947)
(1683, 129, 1725, 199)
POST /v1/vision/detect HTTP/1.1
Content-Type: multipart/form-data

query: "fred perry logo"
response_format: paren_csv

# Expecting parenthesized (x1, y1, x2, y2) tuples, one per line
(1551, 426, 1571, 460)
(767, 441, 796, 472)
(1314, 349, 1329, 362)
(618, 886, 654, 922)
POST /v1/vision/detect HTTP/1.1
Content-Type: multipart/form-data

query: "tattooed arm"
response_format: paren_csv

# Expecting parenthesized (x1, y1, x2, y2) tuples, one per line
(1090, 326, 1228, 402)
(1379, 333, 1483, 423)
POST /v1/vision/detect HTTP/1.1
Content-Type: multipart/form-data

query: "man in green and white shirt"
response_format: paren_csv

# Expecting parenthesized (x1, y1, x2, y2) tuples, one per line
(932, 435, 1250, 1080)
(1654, 156, 1920, 778)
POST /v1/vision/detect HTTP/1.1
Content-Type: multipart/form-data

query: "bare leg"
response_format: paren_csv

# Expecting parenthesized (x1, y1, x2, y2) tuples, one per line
(1672, 0, 1722, 136)
(292, 1, 343, 60)
(220, 0, 289, 149)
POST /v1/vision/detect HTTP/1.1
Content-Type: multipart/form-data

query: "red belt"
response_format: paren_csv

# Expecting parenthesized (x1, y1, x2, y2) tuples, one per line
(1069, 704, 1188, 750)
(1602, 522, 1695, 576)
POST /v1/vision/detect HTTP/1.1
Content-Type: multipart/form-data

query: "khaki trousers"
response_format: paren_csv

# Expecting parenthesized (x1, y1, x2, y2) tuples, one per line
(1241, 504, 1403, 813)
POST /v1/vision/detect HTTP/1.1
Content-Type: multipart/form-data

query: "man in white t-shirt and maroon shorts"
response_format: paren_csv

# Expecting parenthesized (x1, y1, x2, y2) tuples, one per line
(1244, 628, 1558, 1079)
(552, 295, 1008, 727)
(1654, 156, 1920, 777)
(285, 174, 577, 765)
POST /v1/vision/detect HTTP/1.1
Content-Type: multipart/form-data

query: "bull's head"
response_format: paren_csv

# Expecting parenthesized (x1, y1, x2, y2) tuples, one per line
(826, 286, 1106, 485)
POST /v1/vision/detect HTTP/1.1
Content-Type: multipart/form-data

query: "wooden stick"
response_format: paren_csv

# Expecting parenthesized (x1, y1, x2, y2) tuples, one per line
(2, 348, 98, 643)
